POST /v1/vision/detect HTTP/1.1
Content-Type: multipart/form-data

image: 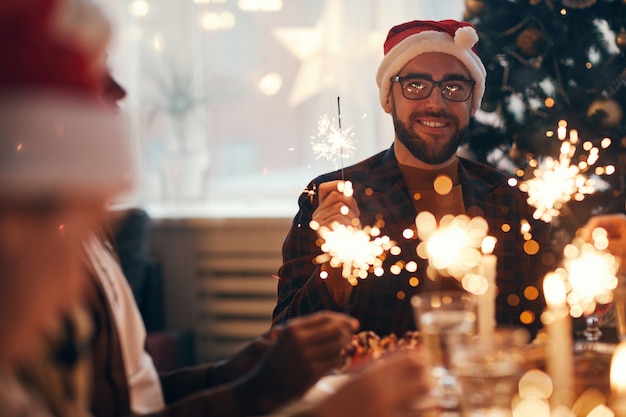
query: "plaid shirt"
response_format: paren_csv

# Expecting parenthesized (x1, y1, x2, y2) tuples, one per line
(273, 145, 552, 338)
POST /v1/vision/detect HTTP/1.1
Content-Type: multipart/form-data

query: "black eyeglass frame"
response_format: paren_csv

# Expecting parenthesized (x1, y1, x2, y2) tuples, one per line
(390, 76, 475, 102)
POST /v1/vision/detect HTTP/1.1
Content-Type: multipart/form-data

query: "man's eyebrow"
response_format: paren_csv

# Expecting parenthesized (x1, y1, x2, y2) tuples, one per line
(399, 72, 473, 81)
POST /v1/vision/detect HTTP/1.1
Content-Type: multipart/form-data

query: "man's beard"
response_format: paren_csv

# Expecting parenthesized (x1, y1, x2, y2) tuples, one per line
(392, 109, 467, 165)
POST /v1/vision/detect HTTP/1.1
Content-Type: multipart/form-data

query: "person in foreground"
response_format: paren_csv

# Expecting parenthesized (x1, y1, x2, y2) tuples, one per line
(3, 2, 432, 417)
(0, 0, 134, 415)
(273, 19, 552, 338)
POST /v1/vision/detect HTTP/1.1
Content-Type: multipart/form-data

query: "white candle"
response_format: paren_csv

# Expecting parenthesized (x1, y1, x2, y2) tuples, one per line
(610, 342, 626, 417)
(543, 272, 574, 409)
(478, 237, 497, 340)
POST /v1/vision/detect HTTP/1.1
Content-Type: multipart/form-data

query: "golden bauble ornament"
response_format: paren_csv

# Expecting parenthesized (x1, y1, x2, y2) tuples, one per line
(616, 28, 626, 51)
(465, 0, 486, 15)
(516, 27, 544, 56)
(587, 98, 624, 129)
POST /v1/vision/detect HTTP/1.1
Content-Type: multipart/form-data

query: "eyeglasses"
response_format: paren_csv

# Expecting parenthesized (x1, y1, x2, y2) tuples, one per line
(391, 76, 475, 102)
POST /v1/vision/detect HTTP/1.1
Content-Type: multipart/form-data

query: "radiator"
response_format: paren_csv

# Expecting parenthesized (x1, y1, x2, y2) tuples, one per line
(149, 217, 292, 363)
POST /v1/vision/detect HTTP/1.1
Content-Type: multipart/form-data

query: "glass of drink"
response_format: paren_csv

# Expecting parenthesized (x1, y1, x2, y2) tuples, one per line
(449, 327, 529, 417)
(411, 290, 476, 409)
(614, 276, 626, 342)
(581, 302, 611, 342)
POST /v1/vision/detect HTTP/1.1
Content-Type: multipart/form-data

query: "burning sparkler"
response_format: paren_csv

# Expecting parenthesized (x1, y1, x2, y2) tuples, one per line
(557, 226, 620, 318)
(413, 212, 495, 288)
(308, 99, 397, 285)
(311, 97, 356, 177)
(517, 120, 615, 223)
(310, 180, 398, 286)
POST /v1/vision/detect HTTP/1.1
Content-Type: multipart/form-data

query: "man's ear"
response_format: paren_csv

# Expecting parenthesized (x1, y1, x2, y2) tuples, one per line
(383, 91, 393, 114)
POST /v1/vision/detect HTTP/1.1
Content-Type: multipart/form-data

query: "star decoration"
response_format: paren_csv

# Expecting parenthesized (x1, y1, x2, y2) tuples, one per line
(272, 0, 383, 107)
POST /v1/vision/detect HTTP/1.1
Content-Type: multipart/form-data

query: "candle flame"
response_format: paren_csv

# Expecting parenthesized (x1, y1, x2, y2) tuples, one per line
(481, 236, 497, 254)
(611, 342, 626, 394)
(543, 272, 567, 308)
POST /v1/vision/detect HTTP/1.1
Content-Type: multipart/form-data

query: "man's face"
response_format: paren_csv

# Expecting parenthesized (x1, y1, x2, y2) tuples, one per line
(388, 52, 474, 165)
(100, 73, 127, 110)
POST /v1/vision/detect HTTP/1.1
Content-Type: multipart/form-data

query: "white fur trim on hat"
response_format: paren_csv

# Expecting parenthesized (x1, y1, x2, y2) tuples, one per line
(376, 26, 486, 115)
(0, 91, 135, 200)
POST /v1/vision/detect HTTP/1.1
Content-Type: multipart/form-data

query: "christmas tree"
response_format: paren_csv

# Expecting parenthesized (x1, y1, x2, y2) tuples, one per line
(462, 0, 626, 230)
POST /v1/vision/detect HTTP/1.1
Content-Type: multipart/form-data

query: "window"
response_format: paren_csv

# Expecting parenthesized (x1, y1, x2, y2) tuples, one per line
(96, 0, 464, 218)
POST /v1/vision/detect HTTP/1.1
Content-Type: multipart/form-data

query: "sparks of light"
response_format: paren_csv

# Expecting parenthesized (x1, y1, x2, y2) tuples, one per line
(311, 114, 356, 167)
(312, 222, 397, 286)
(415, 212, 493, 281)
(310, 181, 397, 285)
(558, 228, 620, 317)
(519, 122, 614, 223)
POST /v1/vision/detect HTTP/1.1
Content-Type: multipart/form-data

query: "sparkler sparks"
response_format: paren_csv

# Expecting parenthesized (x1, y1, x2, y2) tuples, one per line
(311, 97, 356, 174)
(311, 221, 396, 286)
(517, 120, 615, 223)
(309, 180, 398, 286)
(546, 226, 619, 318)
(413, 212, 496, 293)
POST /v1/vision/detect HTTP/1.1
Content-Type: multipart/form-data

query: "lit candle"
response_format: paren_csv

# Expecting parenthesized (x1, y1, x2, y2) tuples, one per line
(543, 272, 574, 409)
(478, 236, 497, 341)
(610, 342, 626, 417)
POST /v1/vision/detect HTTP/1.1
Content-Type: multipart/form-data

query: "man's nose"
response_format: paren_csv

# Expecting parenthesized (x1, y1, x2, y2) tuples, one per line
(423, 85, 447, 109)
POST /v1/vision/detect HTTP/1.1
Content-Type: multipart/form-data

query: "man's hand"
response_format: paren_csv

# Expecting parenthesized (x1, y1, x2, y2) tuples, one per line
(311, 181, 361, 304)
(310, 350, 431, 417)
(312, 180, 361, 230)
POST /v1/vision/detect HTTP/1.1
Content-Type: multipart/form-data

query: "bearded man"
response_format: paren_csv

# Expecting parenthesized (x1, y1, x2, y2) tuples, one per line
(272, 19, 552, 339)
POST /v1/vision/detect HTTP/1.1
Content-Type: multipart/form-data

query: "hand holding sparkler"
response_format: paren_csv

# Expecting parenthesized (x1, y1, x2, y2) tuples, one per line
(311, 180, 361, 230)
(581, 214, 626, 275)
(309, 180, 397, 295)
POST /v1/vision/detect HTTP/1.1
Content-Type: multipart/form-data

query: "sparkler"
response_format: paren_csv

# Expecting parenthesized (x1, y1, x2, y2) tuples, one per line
(413, 212, 496, 293)
(558, 226, 619, 318)
(310, 181, 398, 286)
(517, 120, 615, 223)
(311, 97, 356, 179)
(308, 99, 397, 284)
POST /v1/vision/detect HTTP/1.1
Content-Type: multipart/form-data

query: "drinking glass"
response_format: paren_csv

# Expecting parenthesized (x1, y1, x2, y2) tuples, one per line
(411, 290, 476, 409)
(449, 327, 529, 417)
(581, 302, 611, 342)
(614, 277, 626, 342)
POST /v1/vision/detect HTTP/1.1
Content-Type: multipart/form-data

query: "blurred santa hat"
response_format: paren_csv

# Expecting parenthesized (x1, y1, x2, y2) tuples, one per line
(0, 0, 135, 201)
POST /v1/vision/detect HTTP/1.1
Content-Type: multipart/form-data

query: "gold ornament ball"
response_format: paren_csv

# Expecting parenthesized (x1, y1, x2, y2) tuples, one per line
(465, 0, 486, 15)
(587, 98, 624, 129)
(616, 28, 626, 51)
(516, 28, 544, 56)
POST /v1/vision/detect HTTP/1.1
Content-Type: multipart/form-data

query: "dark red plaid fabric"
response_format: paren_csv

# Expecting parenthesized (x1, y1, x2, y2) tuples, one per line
(272, 146, 552, 338)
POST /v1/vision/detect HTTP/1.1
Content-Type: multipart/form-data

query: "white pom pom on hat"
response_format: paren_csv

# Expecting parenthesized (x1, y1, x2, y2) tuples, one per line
(376, 19, 486, 115)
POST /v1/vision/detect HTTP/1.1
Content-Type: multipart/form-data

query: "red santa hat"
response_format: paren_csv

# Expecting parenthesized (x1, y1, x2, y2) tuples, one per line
(376, 19, 486, 115)
(0, 0, 135, 201)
